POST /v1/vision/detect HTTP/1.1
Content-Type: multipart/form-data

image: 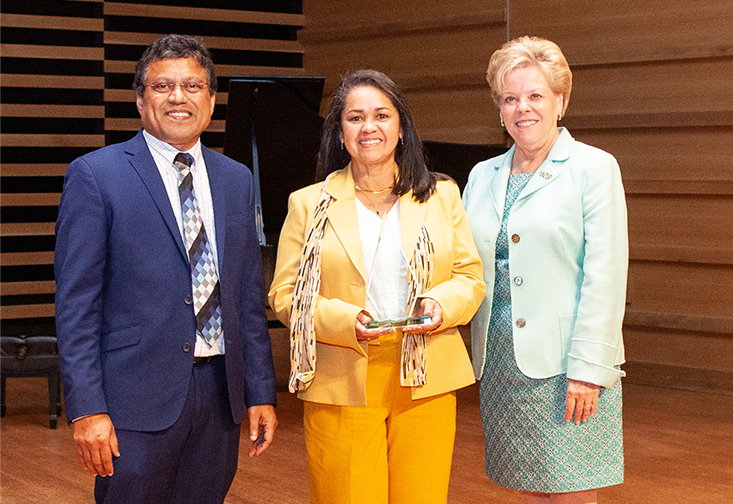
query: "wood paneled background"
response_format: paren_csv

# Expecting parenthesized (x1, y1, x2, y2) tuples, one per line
(301, 0, 507, 145)
(1, 0, 731, 383)
(0, 0, 305, 327)
(300, 0, 733, 384)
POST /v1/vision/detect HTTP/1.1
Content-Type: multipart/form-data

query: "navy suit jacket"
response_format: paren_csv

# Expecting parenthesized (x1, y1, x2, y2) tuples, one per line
(55, 130, 276, 432)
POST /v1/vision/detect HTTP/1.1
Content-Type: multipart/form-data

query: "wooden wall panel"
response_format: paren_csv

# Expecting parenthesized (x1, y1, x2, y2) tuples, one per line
(570, 128, 733, 187)
(305, 0, 506, 32)
(0, 0, 305, 327)
(304, 27, 498, 83)
(403, 87, 497, 144)
(627, 261, 733, 317)
(1, 0, 104, 325)
(302, 0, 507, 145)
(626, 194, 733, 264)
(569, 59, 733, 117)
(507, 0, 733, 65)
(623, 326, 733, 372)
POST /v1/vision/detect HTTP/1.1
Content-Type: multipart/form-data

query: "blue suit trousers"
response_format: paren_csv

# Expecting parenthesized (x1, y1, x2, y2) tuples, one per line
(94, 357, 240, 504)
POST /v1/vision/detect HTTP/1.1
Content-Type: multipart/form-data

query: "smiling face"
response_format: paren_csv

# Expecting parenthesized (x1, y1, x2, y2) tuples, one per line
(340, 85, 401, 172)
(499, 65, 563, 154)
(136, 57, 216, 151)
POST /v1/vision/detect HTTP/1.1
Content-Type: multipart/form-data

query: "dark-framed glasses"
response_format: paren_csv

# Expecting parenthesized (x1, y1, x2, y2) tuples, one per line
(146, 82, 208, 95)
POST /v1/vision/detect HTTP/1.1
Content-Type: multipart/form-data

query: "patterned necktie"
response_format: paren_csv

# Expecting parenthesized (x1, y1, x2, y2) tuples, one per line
(174, 152, 222, 347)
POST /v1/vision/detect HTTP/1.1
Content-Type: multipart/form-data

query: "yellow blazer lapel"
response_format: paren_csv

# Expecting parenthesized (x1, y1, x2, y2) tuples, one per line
(399, 190, 428, 262)
(324, 166, 367, 282)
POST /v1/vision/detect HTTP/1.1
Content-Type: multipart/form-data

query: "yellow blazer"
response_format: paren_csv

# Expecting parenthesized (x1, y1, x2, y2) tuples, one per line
(269, 165, 485, 406)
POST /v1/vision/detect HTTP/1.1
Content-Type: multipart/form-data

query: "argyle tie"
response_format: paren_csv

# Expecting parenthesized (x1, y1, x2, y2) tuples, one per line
(174, 152, 222, 347)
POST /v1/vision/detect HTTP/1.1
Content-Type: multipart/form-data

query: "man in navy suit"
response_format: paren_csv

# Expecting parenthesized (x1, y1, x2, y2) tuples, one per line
(54, 34, 278, 504)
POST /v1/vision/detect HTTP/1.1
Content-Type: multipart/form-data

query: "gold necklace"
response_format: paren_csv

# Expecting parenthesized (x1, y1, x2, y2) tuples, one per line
(356, 185, 394, 215)
(355, 184, 393, 195)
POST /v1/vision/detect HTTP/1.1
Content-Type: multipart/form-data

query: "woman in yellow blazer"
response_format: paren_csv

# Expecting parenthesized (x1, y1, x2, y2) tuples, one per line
(269, 70, 484, 504)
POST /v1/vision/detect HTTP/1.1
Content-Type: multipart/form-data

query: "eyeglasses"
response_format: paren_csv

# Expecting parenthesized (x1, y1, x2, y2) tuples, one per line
(146, 82, 208, 95)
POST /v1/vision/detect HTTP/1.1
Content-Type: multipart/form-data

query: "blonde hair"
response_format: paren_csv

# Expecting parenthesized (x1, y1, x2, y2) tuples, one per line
(486, 36, 572, 115)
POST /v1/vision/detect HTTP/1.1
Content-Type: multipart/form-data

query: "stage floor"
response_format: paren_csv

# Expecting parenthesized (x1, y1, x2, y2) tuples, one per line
(1, 378, 731, 503)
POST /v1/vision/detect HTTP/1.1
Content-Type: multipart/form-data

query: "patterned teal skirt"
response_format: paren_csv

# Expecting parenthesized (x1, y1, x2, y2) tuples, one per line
(479, 343, 624, 492)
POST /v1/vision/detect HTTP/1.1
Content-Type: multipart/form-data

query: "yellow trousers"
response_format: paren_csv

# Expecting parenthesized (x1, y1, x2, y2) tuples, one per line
(303, 331, 457, 504)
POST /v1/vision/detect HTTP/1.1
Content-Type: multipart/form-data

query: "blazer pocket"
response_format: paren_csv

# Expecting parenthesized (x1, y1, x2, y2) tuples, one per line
(558, 314, 577, 367)
(100, 324, 141, 352)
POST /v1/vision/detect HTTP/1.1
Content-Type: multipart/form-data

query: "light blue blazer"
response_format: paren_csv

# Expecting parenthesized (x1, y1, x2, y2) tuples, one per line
(463, 128, 627, 389)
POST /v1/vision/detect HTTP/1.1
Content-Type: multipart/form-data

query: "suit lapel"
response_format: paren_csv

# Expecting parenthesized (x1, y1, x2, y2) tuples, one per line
(514, 127, 573, 203)
(202, 147, 227, 268)
(322, 166, 434, 282)
(515, 162, 560, 202)
(399, 190, 427, 261)
(489, 147, 513, 218)
(324, 167, 367, 282)
(125, 131, 188, 262)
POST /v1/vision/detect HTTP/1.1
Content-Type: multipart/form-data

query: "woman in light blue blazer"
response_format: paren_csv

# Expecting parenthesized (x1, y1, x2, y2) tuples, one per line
(463, 37, 628, 504)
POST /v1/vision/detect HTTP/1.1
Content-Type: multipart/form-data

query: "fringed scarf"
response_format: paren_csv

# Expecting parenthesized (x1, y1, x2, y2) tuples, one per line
(288, 173, 336, 392)
(401, 223, 434, 386)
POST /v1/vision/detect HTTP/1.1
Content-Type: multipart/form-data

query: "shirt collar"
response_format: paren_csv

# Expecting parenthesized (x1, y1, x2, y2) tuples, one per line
(491, 127, 574, 170)
(142, 129, 203, 171)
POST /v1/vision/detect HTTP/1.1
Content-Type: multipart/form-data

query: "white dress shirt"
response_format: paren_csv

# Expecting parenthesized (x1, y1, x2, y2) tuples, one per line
(356, 198, 408, 321)
(143, 130, 224, 356)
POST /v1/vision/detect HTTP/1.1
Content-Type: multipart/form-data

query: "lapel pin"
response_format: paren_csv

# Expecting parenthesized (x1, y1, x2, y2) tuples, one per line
(539, 171, 552, 180)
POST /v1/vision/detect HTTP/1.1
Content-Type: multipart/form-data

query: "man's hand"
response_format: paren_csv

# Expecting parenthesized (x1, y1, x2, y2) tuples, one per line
(247, 404, 277, 457)
(72, 413, 120, 476)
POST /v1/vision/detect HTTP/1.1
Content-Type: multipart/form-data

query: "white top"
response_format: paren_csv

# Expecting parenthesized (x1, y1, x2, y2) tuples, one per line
(143, 130, 224, 356)
(356, 198, 408, 321)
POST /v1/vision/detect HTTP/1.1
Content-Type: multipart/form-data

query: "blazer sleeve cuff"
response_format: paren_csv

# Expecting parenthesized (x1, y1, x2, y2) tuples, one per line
(567, 354, 625, 389)
(314, 298, 368, 357)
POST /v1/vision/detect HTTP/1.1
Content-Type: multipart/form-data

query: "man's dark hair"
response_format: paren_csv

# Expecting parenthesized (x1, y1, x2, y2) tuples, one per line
(132, 34, 217, 96)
